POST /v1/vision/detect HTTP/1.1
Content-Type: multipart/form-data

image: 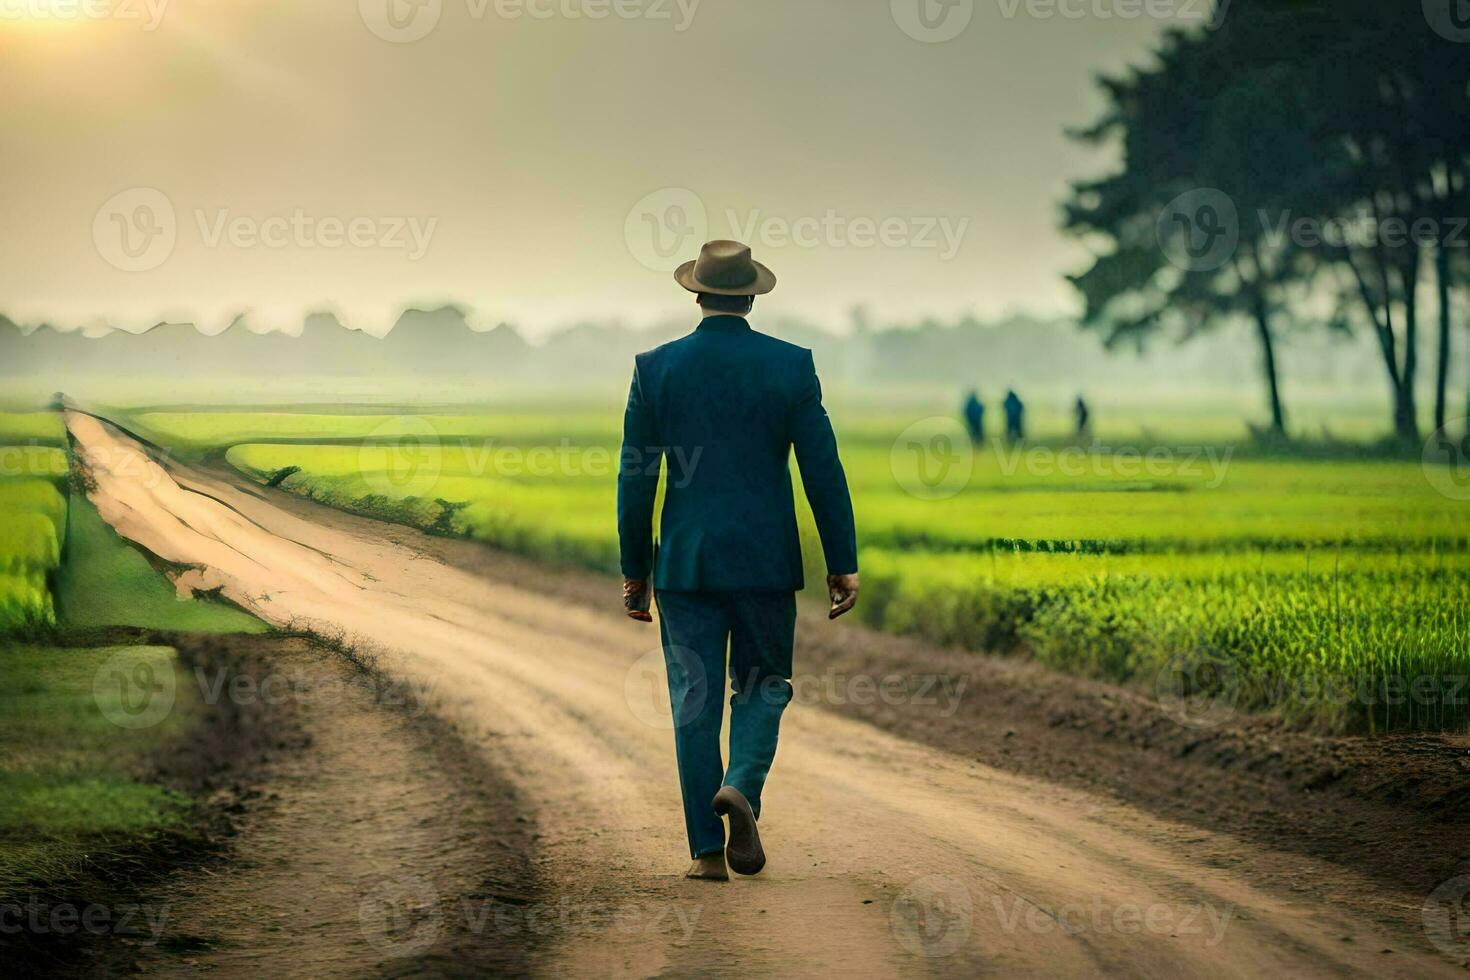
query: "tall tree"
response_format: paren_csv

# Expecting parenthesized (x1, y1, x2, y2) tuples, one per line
(1066, 0, 1470, 441)
(1063, 28, 1321, 436)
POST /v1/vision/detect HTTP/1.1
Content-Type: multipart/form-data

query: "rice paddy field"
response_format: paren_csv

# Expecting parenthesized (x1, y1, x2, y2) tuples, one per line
(119, 405, 1470, 733)
(0, 413, 67, 634)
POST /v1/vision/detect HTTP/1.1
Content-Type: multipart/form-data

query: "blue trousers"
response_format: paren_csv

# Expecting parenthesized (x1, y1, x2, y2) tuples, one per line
(654, 589, 797, 858)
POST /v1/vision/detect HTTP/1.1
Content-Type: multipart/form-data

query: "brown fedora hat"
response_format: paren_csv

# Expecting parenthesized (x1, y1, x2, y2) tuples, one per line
(674, 240, 777, 296)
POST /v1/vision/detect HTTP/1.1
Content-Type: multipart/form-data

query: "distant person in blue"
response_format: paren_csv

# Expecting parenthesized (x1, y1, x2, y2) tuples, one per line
(963, 390, 985, 444)
(1003, 389, 1026, 443)
(1074, 395, 1091, 439)
(618, 240, 860, 882)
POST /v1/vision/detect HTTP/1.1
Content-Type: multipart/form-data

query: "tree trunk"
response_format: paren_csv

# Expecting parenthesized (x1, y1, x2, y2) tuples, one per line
(1398, 252, 1421, 443)
(1251, 297, 1287, 435)
(1345, 249, 1412, 442)
(1434, 239, 1453, 436)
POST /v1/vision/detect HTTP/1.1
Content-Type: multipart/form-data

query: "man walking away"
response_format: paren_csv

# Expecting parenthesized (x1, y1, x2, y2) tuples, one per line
(1004, 389, 1026, 443)
(963, 390, 985, 444)
(618, 239, 860, 881)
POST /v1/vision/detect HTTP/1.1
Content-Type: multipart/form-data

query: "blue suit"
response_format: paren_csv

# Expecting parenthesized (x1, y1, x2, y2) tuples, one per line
(617, 315, 857, 857)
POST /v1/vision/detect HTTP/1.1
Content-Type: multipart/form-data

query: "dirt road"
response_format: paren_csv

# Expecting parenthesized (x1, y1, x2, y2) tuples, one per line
(66, 411, 1460, 978)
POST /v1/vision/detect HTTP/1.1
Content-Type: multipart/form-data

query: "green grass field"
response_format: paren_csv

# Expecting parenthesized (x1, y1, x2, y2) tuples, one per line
(0, 644, 197, 893)
(0, 411, 262, 899)
(128, 405, 1468, 733)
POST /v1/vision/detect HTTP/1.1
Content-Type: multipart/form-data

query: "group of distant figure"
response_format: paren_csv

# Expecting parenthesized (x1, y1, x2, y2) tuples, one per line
(962, 390, 1090, 444)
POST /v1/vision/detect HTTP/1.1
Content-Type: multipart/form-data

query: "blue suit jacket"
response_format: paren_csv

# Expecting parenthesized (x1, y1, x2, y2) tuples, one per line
(617, 316, 858, 592)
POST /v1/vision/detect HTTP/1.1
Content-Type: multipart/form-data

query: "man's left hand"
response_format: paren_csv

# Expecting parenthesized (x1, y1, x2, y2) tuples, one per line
(623, 578, 653, 622)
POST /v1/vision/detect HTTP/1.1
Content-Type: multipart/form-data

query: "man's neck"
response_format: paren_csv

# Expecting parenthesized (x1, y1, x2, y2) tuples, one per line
(699, 309, 749, 321)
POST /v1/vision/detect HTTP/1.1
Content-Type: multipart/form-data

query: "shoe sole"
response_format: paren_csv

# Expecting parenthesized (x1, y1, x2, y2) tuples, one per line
(713, 787, 765, 876)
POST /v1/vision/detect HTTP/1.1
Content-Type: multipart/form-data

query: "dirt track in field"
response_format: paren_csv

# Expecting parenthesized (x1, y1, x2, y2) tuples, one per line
(66, 410, 1465, 978)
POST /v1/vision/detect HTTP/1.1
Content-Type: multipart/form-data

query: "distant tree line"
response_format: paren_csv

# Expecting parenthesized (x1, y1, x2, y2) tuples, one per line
(1064, 0, 1469, 442)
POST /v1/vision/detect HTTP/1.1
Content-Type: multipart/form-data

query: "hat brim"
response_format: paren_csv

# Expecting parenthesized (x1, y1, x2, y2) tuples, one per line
(674, 259, 777, 296)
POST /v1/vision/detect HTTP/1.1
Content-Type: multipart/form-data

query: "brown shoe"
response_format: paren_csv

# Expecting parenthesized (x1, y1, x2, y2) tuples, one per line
(685, 852, 729, 881)
(712, 786, 765, 876)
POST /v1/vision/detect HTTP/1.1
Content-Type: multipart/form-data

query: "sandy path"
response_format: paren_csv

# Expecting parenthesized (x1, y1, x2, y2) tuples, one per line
(67, 411, 1458, 978)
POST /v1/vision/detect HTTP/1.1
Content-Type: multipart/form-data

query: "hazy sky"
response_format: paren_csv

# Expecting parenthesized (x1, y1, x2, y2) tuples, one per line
(0, 0, 1204, 338)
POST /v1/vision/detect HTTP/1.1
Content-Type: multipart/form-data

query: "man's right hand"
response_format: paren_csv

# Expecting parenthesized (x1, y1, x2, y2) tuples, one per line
(827, 573, 859, 620)
(623, 578, 653, 622)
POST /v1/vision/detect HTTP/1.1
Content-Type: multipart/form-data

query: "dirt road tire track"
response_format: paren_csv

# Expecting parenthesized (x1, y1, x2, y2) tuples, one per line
(66, 411, 1464, 978)
(125, 635, 539, 978)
